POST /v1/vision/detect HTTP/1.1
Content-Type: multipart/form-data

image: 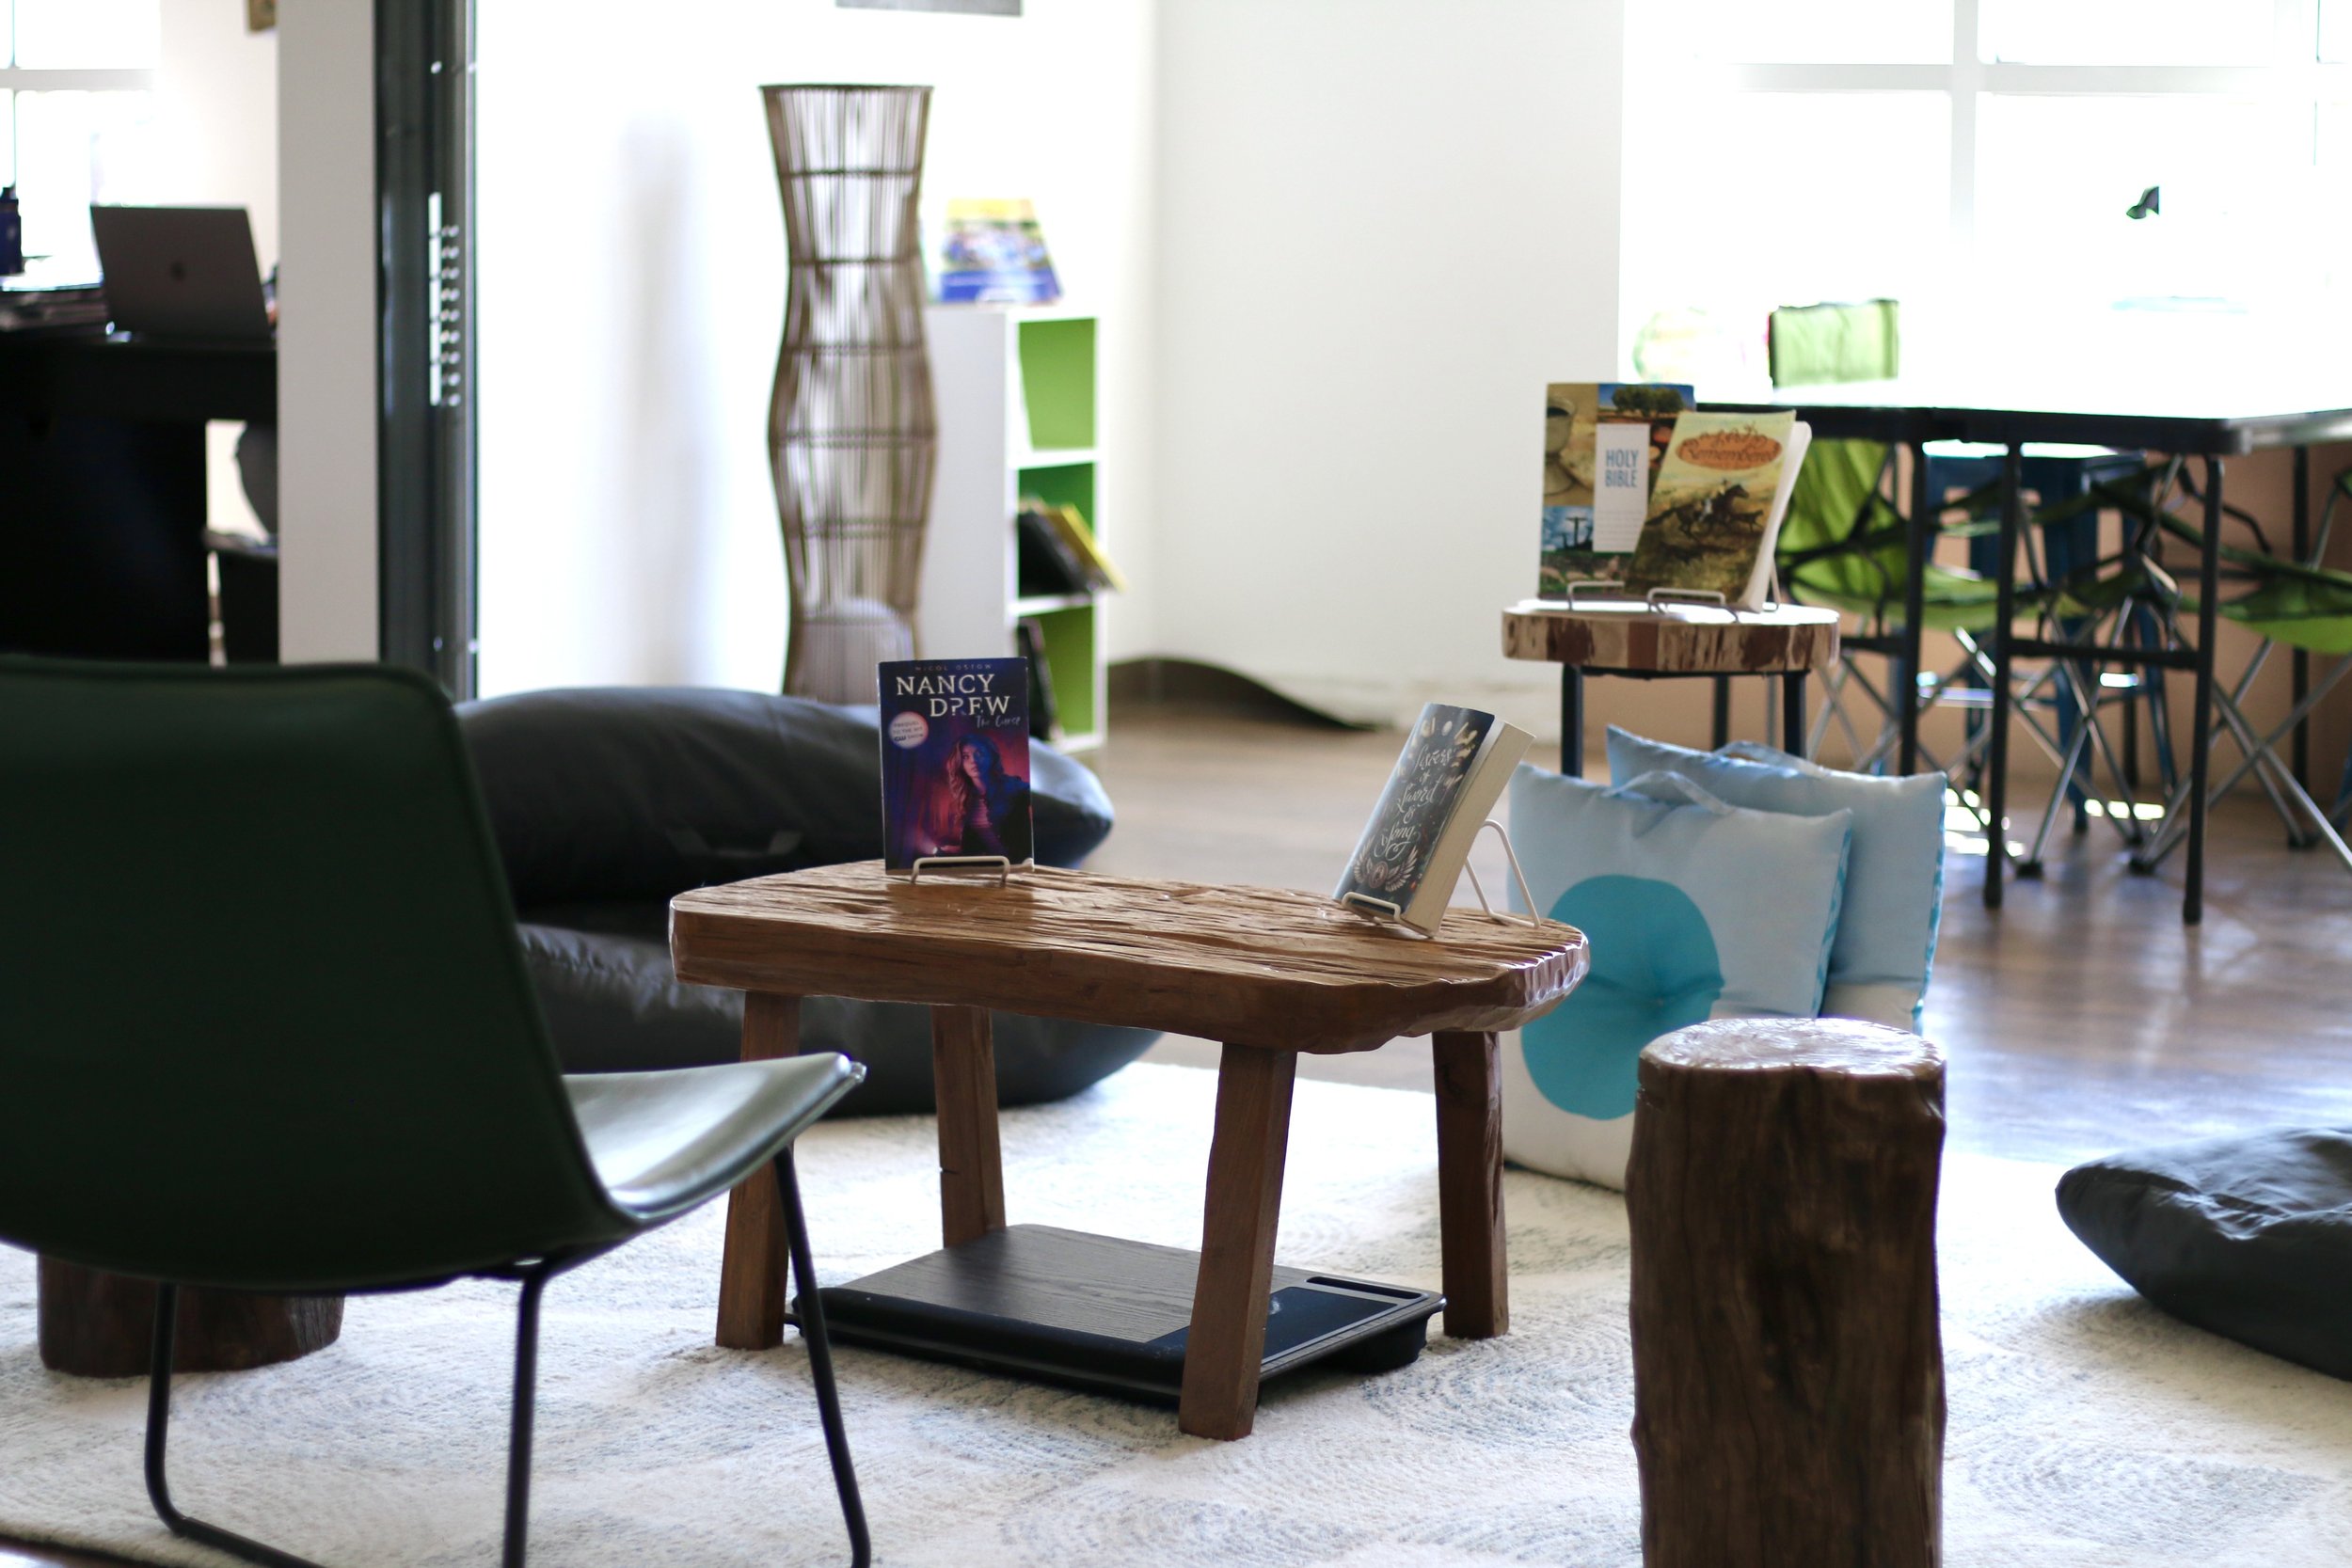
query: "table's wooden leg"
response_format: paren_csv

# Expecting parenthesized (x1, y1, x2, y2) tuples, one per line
(931, 1003, 1007, 1247)
(1433, 1029, 1508, 1338)
(1178, 1043, 1297, 1441)
(717, 991, 801, 1349)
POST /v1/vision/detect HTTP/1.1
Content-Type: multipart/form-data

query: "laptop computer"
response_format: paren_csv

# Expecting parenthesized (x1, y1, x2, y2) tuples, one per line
(89, 205, 271, 341)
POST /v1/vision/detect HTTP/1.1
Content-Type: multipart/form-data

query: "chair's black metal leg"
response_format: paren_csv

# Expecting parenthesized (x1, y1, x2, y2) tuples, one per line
(1984, 444, 2023, 908)
(2185, 458, 2223, 925)
(1901, 439, 1931, 776)
(2293, 444, 2312, 799)
(777, 1148, 871, 1568)
(502, 1268, 551, 1568)
(1559, 666, 1583, 779)
(143, 1283, 326, 1568)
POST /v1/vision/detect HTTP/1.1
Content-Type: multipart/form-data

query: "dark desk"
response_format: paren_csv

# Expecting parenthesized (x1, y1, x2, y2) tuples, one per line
(1708, 380, 2352, 925)
(0, 331, 275, 662)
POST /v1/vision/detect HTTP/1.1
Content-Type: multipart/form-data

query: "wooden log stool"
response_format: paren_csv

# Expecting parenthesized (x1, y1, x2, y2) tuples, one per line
(1625, 1017, 1945, 1568)
(38, 1258, 342, 1378)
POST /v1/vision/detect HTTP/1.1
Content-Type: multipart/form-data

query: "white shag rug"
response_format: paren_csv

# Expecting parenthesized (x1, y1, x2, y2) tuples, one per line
(4, 1065, 2350, 1568)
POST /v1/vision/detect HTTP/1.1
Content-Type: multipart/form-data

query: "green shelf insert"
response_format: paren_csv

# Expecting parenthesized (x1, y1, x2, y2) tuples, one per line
(1018, 462, 1096, 527)
(1031, 604, 1097, 739)
(1018, 317, 1096, 451)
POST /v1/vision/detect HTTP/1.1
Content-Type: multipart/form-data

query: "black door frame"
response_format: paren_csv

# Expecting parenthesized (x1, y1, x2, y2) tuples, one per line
(375, 0, 476, 697)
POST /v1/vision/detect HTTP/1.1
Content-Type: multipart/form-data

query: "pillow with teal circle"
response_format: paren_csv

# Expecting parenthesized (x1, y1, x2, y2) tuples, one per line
(1605, 727, 1944, 1031)
(1502, 763, 1851, 1188)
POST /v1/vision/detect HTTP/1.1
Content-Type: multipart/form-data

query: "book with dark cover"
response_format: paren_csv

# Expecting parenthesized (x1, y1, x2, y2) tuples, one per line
(1017, 506, 1090, 596)
(879, 657, 1034, 870)
(1015, 618, 1060, 740)
(1336, 703, 1534, 934)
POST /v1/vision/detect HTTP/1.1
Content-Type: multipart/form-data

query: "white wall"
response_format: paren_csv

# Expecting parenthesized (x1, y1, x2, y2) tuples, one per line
(473, 0, 1160, 698)
(151, 0, 279, 541)
(275, 0, 380, 661)
(1151, 0, 1626, 731)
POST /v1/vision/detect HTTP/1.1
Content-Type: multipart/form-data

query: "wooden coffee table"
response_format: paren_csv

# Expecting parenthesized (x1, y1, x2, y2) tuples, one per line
(671, 862, 1586, 1440)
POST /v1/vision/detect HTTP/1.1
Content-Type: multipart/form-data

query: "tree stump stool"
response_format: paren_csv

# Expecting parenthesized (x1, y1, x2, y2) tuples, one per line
(38, 1258, 343, 1378)
(1626, 1017, 1945, 1568)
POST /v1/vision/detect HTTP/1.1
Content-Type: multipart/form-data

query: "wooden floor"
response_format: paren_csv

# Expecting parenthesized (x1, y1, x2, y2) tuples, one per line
(1091, 699, 2352, 1165)
(12, 696, 2352, 1568)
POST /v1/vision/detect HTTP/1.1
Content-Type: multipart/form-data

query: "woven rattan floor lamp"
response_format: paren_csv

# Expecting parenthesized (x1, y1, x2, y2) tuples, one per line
(763, 83, 937, 701)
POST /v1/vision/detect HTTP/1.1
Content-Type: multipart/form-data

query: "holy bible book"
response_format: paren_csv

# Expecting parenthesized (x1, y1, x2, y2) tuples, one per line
(1335, 703, 1533, 935)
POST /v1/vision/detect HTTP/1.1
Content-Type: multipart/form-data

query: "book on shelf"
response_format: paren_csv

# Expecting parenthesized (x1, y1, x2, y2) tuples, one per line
(937, 198, 1061, 305)
(1016, 505, 1090, 597)
(1621, 411, 1812, 611)
(1539, 381, 1694, 596)
(879, 657, 1035, 870)
(1335, 703, 1533, 936)
(1014, 619, 1061, 741)
(1018, 498, 1126, 594)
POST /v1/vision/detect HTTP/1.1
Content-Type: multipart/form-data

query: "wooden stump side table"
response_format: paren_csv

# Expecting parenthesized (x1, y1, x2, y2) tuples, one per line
(1502, 599, 1840, 774)
(671, 863, 1587, 1441)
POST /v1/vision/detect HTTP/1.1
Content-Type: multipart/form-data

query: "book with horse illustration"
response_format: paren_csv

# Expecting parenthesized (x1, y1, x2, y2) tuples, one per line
(1622, 412, 1812, 610)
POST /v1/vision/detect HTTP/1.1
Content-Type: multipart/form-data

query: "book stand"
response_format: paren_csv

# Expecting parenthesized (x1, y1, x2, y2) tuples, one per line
(1337, 819, 1540, 935)
(908, 854, 1020, 886)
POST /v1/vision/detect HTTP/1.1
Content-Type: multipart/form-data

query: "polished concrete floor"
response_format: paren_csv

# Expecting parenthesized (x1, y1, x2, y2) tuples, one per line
(1089, 699, 2352, 1165)
(11, 697, 2352, 1568)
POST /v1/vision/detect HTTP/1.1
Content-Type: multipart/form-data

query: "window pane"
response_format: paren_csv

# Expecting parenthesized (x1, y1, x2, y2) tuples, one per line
(1647, 0, 1952, 64)
(1975, 94, 2315, 309)
(1979, 0, 2272, 65)
(12, 89, 158, 275)
(12, 0, 162, 69)
(2323, 0, 2352, 62)
(1620, 92, 1951, 382)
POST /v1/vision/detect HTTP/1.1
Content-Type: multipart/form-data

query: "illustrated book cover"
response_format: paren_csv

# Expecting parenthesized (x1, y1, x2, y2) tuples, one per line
(1622, 412, 1813, 610)
(879, 657, 1035, 870)
(1539, 381, 1694, 597)
(1335, 703, 1534, 935)
(937, 198, 1061, 305)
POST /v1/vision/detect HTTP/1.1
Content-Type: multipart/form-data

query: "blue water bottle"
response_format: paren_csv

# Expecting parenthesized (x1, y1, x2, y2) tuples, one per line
(0, 186, 23, 277)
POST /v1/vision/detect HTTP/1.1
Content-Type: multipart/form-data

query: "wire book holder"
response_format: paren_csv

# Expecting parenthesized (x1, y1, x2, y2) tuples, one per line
(763, 84, 938, 703)
(908, 855, 1020, 887)
(1336, 820, 1542, 937)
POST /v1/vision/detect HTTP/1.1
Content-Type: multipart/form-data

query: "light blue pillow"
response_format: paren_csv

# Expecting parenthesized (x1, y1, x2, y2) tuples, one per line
(1502, 764, 1851, 1187)
(1606, 727, 1944, 1031)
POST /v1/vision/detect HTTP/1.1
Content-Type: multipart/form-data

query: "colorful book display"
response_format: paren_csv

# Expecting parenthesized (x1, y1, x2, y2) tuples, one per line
(1539, 382, 1694, 595)
(1622, 412, 1812, 611)
(937, 198, 1060, 305)
(1336, 703, 1534, 935)
(880, 657, 1035, 870)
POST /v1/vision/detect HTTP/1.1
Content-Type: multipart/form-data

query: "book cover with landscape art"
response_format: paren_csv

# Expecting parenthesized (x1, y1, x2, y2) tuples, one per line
(1622, 411, 1809, 610)
(1336, 704, 1533, 934)
(879, 657, 1034, 871)
(1540, 382, 1693, 596)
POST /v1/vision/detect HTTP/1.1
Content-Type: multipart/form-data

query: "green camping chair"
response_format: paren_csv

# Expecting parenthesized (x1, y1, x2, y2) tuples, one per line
(2125, 464, 2352, 875)
(0, 657, 872, 1568)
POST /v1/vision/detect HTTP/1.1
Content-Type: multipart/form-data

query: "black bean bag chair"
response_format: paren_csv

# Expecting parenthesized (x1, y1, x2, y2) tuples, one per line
(2057, 1128, 2352, 1380)
(455, 686, 1157, 1115)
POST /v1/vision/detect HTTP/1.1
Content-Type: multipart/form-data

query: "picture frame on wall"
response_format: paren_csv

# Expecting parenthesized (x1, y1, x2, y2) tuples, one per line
(247, 0, 277, 31)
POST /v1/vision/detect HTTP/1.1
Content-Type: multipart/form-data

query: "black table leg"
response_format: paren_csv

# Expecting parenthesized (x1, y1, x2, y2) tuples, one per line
(2185, 459, 2223, 926)
(2292, 446, 2311, 799)
(1561, 666, 1583, 779)
(1711, 677, 1731, 750)
(1983, 444, 2023, 909)
(1900, 441, 1931, 777)
(1782, 673, 1805, 758)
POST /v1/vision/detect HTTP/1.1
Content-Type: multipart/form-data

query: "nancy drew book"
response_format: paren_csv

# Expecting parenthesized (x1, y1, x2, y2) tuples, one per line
(1539, 382, 1693, 596)
(1622, 412, 1812, 610)
(880, 657, 1035, 871)
(1336, 704, 1534, 935)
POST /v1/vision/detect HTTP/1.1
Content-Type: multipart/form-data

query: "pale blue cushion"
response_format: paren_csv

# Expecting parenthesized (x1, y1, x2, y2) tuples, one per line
(1502, 764, 1851, 1186)
(1606, 728, 1944, 1031)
